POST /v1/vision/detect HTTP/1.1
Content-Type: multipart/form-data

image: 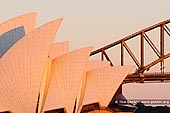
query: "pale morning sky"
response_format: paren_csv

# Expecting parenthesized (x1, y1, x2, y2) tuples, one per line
(0, 0, 170, 104)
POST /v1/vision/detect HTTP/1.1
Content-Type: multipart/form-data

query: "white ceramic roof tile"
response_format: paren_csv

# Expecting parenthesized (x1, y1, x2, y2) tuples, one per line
(49, 41, 69, 59)
(0, 103, 9, 112)
(38, 58, 52, 113)
(75, 60, 110, 113)
(52, 46, 93, 113)
(87, 66, 133, 107)
(43, 60, 64, 112)
(75, 73, 86, 113)
(82, 74, 98, 106)
(86, 60, 110, 71)
(43, 42, 70, 112)
(0, 12, 36, 35)
(0, 18, 63, 113)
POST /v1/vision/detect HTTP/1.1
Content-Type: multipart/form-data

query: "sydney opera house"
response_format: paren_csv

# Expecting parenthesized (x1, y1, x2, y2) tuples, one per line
(0, 13, 133, 113)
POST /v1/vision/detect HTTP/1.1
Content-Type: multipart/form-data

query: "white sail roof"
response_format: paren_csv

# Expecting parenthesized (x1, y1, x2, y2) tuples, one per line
(0, 18, 63, 113)
(87, 66, 133, 107)
(76, 60, 110, 113)
(49, 41, 69, 59)
(43, 59, 64, 112)
(38, 58, 52, 113)
(81, 74, 98, 106)
(52, 46, 93, 113)
(42, 41, 69, 112)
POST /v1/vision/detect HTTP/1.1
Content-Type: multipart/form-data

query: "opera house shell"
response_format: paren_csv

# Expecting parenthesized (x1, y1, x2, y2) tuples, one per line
(0, 13, 133, 113)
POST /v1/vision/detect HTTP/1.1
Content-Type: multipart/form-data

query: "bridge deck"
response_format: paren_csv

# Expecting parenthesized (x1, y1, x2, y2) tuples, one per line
(124, 72, 170, 83)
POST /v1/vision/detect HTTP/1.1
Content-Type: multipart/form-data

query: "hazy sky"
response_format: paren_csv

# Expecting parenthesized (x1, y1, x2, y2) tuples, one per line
(0, 0, 170, 104)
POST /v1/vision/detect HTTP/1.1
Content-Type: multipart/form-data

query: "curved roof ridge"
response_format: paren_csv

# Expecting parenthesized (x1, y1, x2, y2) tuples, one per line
(0, 26, 25, 58)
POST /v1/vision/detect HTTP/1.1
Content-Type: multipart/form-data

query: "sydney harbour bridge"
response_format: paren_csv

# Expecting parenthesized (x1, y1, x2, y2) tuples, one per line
(74, 19, 170, 113)
(90, 19, 170, 84)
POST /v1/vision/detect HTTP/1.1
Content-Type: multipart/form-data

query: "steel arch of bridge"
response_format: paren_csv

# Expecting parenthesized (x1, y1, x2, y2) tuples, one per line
(90, 19, 170, 83)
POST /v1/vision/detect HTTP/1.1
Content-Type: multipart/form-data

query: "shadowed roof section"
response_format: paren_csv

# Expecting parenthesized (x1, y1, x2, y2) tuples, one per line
(0, 26, 25, 58)
(0, 12, 36, 35)
(42, 43, 69, 112)
(38, 58, 52, 113)
(82, 74, 98, 106)
(87, 66, 134, 107)
(52, 46, 93, 113)
(76, 60, 110, 113)
(49, 41, 69, 59)
(43, 60, 64, 112)
(0, 18, 63, 113)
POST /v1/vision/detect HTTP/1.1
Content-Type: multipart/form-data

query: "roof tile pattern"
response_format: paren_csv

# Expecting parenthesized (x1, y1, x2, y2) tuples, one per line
(76, 73, 86, 113)
(0, 13, 36, 35)
(43, 42, 69, 112)
(86, 60, 110, 71)
(43, 61, 64, 112)
(0, 103, 9, 113)
(76, 60, 110, 113)
(0, 18, 63, 113)
(87, 66, 134, 107)
(52, 47, 93, 113)
(82, 74, 98, 106)
(49, 41, 69, 59)
(38, 58, 52, 113)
